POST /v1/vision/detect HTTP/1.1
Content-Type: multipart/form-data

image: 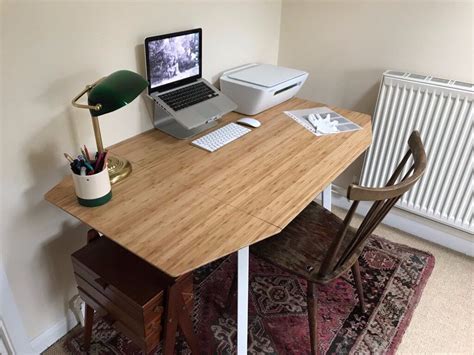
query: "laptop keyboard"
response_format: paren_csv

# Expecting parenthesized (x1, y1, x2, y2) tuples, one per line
(158, 82, 219, 111)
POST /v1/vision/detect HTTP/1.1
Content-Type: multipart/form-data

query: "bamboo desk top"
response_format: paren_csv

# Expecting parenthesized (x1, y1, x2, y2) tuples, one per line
(45, 98, 372, 277)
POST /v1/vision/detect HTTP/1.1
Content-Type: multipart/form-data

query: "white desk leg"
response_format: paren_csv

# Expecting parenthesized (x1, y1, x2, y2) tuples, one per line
(237, 246, 249, 355)
(322, 184, 332, 211)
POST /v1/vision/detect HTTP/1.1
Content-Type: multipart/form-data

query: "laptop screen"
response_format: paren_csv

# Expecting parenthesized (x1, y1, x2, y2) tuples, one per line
(145, 28, 202, 93)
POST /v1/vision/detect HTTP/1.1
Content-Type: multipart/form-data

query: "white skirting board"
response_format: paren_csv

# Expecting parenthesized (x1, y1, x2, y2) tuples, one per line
(30, 311, 79, 354)
(0, 265, 35, 354)
(326, 185, 474, 257)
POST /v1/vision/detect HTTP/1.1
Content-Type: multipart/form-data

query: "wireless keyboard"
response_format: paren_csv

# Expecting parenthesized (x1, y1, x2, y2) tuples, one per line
(191, 123, 251, 152)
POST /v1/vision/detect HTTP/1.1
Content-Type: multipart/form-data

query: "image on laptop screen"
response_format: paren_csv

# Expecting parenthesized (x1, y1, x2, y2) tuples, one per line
(147, 31, 200, 89)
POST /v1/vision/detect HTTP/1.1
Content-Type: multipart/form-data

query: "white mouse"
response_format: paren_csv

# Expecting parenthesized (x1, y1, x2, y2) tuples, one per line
(236, 117, 261, 128)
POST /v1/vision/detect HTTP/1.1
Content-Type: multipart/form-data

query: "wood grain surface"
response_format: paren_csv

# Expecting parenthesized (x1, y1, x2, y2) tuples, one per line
(45, 98, 372, 277)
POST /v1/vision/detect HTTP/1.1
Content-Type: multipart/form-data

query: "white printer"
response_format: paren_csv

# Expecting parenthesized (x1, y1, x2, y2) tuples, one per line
(220, 63, 308, 115)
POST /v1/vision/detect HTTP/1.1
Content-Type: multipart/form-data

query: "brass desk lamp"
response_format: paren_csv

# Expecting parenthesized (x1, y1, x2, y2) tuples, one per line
(72, 70, 148, 184)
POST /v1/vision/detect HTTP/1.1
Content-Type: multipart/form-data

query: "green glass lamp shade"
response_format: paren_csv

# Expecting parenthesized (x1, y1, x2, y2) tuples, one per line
(88, 70, 148, 116)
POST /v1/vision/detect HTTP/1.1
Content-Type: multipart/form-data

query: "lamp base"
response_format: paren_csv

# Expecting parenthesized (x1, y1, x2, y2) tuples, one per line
(107, 155, 132, 184)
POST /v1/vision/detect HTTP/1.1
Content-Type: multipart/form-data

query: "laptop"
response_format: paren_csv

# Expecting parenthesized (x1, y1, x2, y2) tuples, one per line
(145, 28, 237, 130)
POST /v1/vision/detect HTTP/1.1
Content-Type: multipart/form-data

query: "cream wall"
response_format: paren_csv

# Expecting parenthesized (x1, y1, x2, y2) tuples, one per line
(278, 0, 473, 187)
(0, 0, 281, 340)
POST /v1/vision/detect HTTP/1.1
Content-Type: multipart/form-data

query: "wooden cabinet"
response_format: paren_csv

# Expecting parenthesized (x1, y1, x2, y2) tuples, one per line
(72, 235, 193, 353)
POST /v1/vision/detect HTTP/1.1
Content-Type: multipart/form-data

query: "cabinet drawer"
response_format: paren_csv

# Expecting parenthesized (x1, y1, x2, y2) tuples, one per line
(113, 319, 162, 352)
(78, 287, 161, 350)
(71, 236, 173, 313)
(73, 261, 163, 324)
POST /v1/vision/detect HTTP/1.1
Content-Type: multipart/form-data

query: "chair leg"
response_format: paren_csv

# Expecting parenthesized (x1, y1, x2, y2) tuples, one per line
(177, 297, 199, 354)
(352, 261, 366, 313)
(163, 319, 178, 355)
(307, 282, 318, 355)
(163, 279, 200, 355)
(83, 304, 94, 351)
(163, 284, 179, 355)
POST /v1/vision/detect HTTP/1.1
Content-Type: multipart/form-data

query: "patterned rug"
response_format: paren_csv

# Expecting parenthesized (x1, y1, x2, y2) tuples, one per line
(62, 236, 434, 354)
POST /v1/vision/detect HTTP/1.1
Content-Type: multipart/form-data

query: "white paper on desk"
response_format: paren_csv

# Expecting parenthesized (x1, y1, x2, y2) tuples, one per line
(284, 107, 361, 136)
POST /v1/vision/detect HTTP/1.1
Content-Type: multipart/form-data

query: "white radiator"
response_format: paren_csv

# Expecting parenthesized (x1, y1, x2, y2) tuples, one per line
(361, 70, 473, 234)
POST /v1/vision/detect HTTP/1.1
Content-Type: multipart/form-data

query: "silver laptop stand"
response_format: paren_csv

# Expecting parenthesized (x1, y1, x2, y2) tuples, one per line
(153, 102, 217, 139)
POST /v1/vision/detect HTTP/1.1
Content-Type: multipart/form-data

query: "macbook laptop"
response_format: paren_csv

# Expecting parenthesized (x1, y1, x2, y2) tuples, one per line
(145, 28, 237, 130)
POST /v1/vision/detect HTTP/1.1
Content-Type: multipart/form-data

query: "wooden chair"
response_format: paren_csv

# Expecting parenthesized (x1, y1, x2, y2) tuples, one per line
(228, 131, 427, 354)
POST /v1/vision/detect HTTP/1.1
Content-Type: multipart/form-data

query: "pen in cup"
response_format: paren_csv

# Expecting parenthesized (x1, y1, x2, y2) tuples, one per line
(64, 153, 74, 163)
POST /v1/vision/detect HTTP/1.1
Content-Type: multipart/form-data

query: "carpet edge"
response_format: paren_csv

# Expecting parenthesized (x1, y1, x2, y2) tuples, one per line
(386, 252, 436, 355)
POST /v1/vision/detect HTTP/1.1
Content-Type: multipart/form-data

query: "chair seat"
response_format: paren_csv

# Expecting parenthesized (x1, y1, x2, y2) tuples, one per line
(251, 202, 361, 284)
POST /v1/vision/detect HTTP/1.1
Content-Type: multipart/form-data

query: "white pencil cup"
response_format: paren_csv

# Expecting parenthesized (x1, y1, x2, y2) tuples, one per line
(72, 168, 112, 207)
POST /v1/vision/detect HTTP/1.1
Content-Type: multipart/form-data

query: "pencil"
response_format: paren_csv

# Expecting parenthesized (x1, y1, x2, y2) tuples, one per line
(80, 148, 88, 162)
(83, 145, 92, 161)
(64, 153, 74, 163)
(102, 151, 110, 171)
(94, 152, 104, 173)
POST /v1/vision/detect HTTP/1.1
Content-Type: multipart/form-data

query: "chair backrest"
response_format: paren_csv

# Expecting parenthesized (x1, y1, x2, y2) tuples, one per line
(319, 130, 427, 277)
